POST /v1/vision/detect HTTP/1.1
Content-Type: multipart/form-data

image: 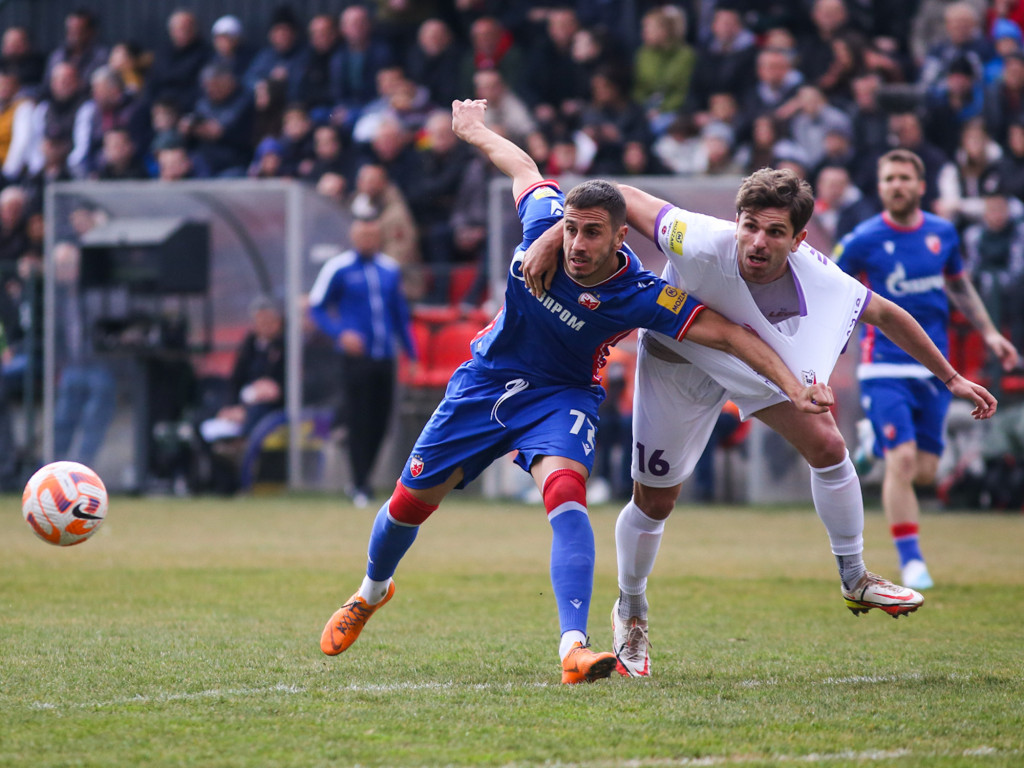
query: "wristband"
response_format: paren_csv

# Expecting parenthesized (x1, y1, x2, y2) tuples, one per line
(944, 372, 959, 385)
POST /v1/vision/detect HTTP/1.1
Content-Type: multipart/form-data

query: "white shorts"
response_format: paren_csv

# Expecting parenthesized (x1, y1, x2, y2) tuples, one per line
(630, 330, 788, 487)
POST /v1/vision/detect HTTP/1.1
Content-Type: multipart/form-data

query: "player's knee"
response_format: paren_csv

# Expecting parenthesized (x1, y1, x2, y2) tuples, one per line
(884, 444, 918, 481)
(542, 468, 588, 512)
(633, 482, 678, 520)
(807, 426, 848, 467)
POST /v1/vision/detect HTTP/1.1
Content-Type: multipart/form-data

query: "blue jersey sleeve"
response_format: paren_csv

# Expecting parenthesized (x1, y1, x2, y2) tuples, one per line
(516, 181, 564, 247)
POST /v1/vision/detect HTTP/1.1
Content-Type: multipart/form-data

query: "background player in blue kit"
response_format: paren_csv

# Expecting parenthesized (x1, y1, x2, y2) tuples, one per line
(836, 148, 1019, 590)
(320, 98, 832, 684)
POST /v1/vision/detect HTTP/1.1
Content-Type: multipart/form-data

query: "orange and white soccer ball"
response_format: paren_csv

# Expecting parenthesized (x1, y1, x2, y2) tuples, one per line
(22, 461, 108, 546)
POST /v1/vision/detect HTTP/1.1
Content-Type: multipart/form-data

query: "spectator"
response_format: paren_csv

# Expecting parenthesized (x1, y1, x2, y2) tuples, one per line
(74, 66, 145, 178)
(93, 127, 145, 180)
(458, 16, 525, 97)
(209, 15, 253, 81)
(0, 186, 31, 271)
(245, 5, 306, 141)
(43, 8, 109, 97)
(248, 136, 285, 179)
(818, 30, 869, 105)
(331, 5, 395, 128)
(8, 63, 87, 182)
(352, 68, 433, 139)
(1, 26, 46, 94)
(934, 117, 1004, 225)
(652, 113, 706, 175)
(924, 53, 986, 158)
(887, 110, 954, 212)
(736, 46, 804, 142)
(0, 66, 34, 176)
(918, 2, 994, 89)
(197, 295, 286, 494)
(985, 118, 1024, 201)
(276, 103, 315, 177)
(302, 124, 355, 199)
(407, 109, 473, 268)
(147, 9, 211, 113)
(982, 50, 1024, 145)
(180, 62, 254, 177)
(471, 68, 537, 148)
(962, 190, 1024, 350)
(788, 85, 854, 170)
(686, 6, 758, 115)
(578, 67, 649, 175)
(153, 132, 195, 181)
(632, 5, 696, 135)
(107, 41, 149, 95)
(355, 113, 422, 193)
(622, 138, 670, 175)
(405, 18, 463, 109)
(797, 0, 851, 85)
(291, 14, 341, 119)
(700, 122, 742, 175)
(814, 164, 879, 243)
(734, 112, 786, 174)
(348, 163, 420, 286)
(22, 132, 72, 213)
(308, 216, 418, 507)
(848, 72, 891, 160)
(522, 7, 584, 125)
(983, 17, 1024, 82)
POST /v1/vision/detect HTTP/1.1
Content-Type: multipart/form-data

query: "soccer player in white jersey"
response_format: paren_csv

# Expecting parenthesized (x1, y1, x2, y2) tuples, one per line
(836, 149, 1018, 590)
(523, 168, 998, 677)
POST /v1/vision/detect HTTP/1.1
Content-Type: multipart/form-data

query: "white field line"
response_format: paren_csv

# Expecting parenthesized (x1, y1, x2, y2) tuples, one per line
(29, 671, 978, 711)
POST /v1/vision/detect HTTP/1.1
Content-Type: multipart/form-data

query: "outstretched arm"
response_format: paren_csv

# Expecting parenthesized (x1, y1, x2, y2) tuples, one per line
(686, 308, 833, 414)
(451, 98, 542, 202)
(945, 272, 1020, 371)
(861, 293, 998, 419)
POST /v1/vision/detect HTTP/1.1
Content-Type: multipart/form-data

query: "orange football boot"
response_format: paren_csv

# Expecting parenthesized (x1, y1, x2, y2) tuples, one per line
(320, 581, 395, 656)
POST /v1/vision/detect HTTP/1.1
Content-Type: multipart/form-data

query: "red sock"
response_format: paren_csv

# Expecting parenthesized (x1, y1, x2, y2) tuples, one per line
(891, 522, 919, 540)
(542, 469, 587, 516)
(388, 480, 438, 525)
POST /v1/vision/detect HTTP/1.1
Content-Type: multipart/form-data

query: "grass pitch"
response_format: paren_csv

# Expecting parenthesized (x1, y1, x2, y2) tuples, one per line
(2, 492, 1022, 767)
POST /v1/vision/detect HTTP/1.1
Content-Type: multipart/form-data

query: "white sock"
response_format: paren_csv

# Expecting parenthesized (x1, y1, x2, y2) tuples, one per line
(616, 498, 666, 606)
(358, 576, 391, 605)
(559, 629, 587, 660)
(809, 452, 865, 584)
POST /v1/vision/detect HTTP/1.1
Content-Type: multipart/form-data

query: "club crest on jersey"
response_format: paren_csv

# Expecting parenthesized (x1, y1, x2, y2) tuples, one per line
(883, 423, 897, 441)
(410, 455, 424, 478)
(578, 292, 601, 310)
(925, 234, 942, 254)
(801, 369, 816, 386)
(656, 285, 688, 314)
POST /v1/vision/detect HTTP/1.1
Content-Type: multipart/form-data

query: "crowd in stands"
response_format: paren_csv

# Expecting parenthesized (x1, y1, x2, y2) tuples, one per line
(0, 3, 1024, 300)
(3, 1, 1024, 489)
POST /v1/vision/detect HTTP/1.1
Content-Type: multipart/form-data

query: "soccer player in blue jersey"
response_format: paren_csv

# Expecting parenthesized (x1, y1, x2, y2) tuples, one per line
(319, 98, 832, 683)
(836, 148, 1019, 590)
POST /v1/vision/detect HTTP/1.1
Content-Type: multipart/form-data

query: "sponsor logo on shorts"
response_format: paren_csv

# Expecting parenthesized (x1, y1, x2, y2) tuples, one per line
(578, 292, 601, 310)
(656, 285, 688, 314)
(667, 220, 686, 255)
(883, 423, 896, 441)
(410, 455, 424, 478)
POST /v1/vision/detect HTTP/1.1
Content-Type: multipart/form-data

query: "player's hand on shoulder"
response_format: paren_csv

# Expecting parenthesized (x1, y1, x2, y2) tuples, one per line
(793, 382, 834, 414)
(451, 99, 488, 141)
(523, 226, 561, 297)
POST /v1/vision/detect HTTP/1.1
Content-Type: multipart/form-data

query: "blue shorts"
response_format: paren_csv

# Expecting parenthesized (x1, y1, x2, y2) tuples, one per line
(401, 362, 603, 489)
(860, 377, 952, 457)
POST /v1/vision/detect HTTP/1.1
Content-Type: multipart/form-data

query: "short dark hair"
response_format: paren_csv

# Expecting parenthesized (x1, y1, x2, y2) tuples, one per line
(565, 179, 626, 227)
(735, 167, 815, 233)
(878, 148, 925, 180)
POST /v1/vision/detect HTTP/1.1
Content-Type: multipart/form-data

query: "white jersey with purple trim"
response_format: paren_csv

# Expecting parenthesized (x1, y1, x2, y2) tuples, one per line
(648, 204, 870, 396)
